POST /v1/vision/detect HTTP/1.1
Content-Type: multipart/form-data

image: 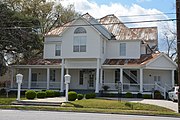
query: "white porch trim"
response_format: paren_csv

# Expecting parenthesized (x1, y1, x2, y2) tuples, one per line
(100, 68, 103, 84)
(140, 68, 143, 93)
(28, 68, 32, 89)
(95, 58, 100, 93)
(47, 68, 50, 89)
(60, 58, 65, 92)
(120, 68, 123, 91)
(172, 70, 175, 87)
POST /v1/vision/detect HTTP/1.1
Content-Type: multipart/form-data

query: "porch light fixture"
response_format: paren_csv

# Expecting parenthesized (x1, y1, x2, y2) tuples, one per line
(16, 74, 23, 101)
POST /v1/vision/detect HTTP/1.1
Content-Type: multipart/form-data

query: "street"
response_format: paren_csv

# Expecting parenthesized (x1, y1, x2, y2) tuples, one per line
(0, 110, 179, 120)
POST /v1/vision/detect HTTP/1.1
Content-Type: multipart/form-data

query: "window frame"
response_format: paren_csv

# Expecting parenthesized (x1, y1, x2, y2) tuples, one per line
(119, 43, 126, 56)
(55, 44, 61, 56)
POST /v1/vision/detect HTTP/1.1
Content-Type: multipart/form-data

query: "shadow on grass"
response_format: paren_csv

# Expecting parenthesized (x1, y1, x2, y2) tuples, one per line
(68, 102, 83, 108)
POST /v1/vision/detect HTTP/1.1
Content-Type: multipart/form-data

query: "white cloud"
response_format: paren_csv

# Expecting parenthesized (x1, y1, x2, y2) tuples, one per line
(58, 0, 176, 51)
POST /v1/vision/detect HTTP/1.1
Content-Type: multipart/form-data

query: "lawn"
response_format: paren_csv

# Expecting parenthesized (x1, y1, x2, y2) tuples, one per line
(0, 97, 179, 117)
(71, 99, 173, 112)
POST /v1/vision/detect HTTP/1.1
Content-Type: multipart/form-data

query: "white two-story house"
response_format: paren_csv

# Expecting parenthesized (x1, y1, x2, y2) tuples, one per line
(11, 13, 177, 97)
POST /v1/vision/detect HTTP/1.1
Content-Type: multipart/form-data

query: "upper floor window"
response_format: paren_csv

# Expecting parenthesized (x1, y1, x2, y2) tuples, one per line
(73, 27, 87, 52)
(55, 44, 61, 56)
(102, 40, 105, 54)
(120, 43, 126, 56)
(74, 27, 87, 34)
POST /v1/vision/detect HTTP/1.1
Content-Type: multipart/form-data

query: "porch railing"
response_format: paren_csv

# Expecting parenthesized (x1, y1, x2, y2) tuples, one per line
(101, 83, 140, 92)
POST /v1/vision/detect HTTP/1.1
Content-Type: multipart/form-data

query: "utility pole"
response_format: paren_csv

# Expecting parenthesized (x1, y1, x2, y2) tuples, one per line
(176, 0, 180, 113)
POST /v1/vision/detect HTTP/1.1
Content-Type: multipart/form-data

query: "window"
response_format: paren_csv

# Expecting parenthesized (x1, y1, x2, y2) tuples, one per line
(79, 70, 83, 85)
(73, 27, 87, 52)
(50, 69, 55, 81)
(120, 43, 126, 56)
(73, 36, 86, 52)
(154, 75, 161, 85)
(102, 40, 105, 54)
(74, 27, 86, 34)
(55, 44, 61, 56)
(115, 69, 120, 83)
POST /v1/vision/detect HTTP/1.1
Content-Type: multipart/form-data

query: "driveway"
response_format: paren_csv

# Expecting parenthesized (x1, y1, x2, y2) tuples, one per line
(103, 98, 178, 112)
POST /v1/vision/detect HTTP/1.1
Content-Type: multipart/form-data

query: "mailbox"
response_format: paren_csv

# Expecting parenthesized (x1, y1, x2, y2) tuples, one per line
(16, 74, 23, 84)
(65, 74, 71, 84)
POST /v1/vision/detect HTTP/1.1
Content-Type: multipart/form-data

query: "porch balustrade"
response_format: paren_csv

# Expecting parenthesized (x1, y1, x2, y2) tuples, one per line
(101, 83, 140, 92)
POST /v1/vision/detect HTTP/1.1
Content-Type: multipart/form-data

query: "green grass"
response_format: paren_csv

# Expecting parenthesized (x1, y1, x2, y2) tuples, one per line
(71, 99, 173, 112)
(0, 98, 16, 105)
(0, 97, 179, 117)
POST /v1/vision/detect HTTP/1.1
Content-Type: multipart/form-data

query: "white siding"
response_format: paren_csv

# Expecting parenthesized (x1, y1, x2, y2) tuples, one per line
(106, 40, 141, 59)
(62, 19, 101, 58)
(44, 43, 62, 59)
(143, 69, 172, 86)
(146, 55, 176, 69)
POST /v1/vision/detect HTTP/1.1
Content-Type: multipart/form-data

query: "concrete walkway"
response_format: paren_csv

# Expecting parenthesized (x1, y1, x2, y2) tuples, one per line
(22, 97, 66, 103)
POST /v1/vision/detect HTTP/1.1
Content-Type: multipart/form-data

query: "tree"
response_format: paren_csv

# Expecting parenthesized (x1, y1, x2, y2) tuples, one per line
(0, 2, 42, 76)
(2, 0, 79, 34)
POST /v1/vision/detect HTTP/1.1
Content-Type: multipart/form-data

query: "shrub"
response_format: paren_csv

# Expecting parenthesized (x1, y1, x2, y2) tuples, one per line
(143, 94, 151, 99)
(46, 90, 55, 97)
(77, 94, 84, 100)
(54, 91, 61, 97)
(137, 93, 142, 98)
(102, 85, 110, 91)
(68, 91, 77, 101)
(37, 92, 46, 98)
(154, 90, 163, 99)
(25, 90, 36, 99)
(125, 92, 133, 98)
(85, 93, 96, 99)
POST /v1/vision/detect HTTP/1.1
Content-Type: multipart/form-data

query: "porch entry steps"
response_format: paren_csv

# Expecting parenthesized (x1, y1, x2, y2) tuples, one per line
(123, 70, 138, 84)
(12, 101, 62, 106)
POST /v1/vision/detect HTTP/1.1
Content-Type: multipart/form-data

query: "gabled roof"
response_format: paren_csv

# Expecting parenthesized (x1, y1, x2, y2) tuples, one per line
(99, 14, 137, 40)
(45, 13, 112, 39)
(45, 13, 158, 44)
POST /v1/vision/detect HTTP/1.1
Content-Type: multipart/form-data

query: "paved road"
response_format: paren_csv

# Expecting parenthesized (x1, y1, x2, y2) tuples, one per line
(0, 110, 179, 120)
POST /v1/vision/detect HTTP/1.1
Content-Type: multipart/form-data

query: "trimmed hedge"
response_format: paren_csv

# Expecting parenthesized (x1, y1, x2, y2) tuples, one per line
(37, 92, 46, 98)
(125, 92, 133, 98)
(54, 91, 61, 97)
(68, 91, 77, 101)
(143, 94, 151, 99)
(77, 94, 84, 100)
(85, 93, 96, 99)
(46, 90, 55, 97)
(154, 90, 163, 99)
(137, 93, 142, 98)
(25, 90, 36, 99)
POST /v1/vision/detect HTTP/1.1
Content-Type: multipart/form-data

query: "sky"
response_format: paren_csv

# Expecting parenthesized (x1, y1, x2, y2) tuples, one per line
(58, 0, 176, 52)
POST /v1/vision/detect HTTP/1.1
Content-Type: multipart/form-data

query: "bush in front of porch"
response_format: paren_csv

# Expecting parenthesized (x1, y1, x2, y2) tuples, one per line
(25, 90, 36, 99)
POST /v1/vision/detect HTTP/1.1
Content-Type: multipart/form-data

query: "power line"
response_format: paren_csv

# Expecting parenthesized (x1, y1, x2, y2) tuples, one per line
(117, 12, 176, 18)
(0, 18, 176, 29)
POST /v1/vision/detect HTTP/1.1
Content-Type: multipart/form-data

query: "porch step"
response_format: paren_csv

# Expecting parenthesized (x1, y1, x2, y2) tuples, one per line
(11, 100, 62, 106)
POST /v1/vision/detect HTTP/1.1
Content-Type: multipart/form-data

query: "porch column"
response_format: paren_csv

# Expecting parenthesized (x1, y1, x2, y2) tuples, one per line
(172, 70, 175, 87)
(140, 68, 143, 93)
(100, 68, 103, 84)
(120, 68, 123, 91)
(60, 58, 65, 92)
(47, 68, 50, 89)
(28, 68, 31, 89)
(10, 67, 14, 88)
(95, 58, 100, 93)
